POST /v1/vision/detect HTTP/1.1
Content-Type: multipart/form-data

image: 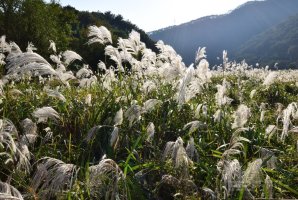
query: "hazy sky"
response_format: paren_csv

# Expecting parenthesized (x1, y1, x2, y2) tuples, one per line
(57, 0, 252, 32)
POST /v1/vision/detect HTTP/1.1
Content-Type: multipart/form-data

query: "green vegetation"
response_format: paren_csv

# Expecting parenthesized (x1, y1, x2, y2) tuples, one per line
(0, 0, 157, 69)
(0, 23, 297, 199)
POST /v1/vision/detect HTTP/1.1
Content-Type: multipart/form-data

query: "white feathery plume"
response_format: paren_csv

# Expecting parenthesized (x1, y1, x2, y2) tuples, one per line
(142, 80, 157, 95)
(220, 159, 242, 197)
(220, 128, 250, 158)
(249, 89, 256, 99)
(265, 125, 277, 139)
(48, 40, 57, 53)
(0, 181, 24, 200)
(196, 59, 211, 83)
(113, 108, 123, 126)
(195, 47, 206, 65)
(281, 102, 297, 141)
(263, 72, 277, 87)
(124, 102, 143, 127)
(85, 93, 92, 106)
(242, 158, 263, 188)
(120, 30, 145, 56)
(183, 121, 203, 134)
(88, 158, 126, 199)
(223, 50, 228, 69)
(213, 109, 223, 123)
(62, 50, 82, 66)
(44, 87, 66, 102)
(146, 122, 155, 142)
(264, 175, 273, 199)
(0, 35, 11, 53)
(177, 64, 194, 105)
(20, 118, 38, 146)
(231, 104, 250, 129)
(142, 99, 162, 113)
(32, 106, 60, 123)
(163, 137, 192, 178)
(0, 53, 5, 65)
(76, 64, 93, 79)
(97, 60, 106, 71)
(5, 52, 56, 79)
(186, 137, 199, 161)
(9, 42, 22, 54)
(105, 45, 123, 70)
(31, 157, 79, 199)
(79, 75, 97, 88)
(215, 79, 233, 107)
(202, 104, 208, 117)
(194, 104, 202, 119)
(110, 127, 119, 150)
(87, 25, 112, 45)
(260, 148, 277, 169)
(26, 42, 37, 53)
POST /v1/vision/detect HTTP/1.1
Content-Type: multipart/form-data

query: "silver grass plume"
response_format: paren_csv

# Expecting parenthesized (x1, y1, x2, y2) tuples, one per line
(104, 45, 123, 70)
(85, 93, 92, 106)
(0, 119, 31, 173)
(186, 137, 199, 161)
(219, 128, 250, 158)
(142, 99, 162, 113)
(97, 60, 106, 71)
(79, 75, 97, 88)
(183, 121, 203, 134)
(242, 158, 263, 188)
(5, 52, 56, 79)
(0, 35, 11, 53)
(119, 30, 145, 56)
(213, 109, 223, 123)
(0, 53, 5, 65)
(194, 104, 202, 119)
(220, 159, 242, 197)
(195, 58, 211, 83)
(163, 137, 192, 178)
(43, 87, 66, 102)
(88, 158, 126, 199)
(146, 122, 155, 142)
(87, 25, 112, 45)
(113, 108, 123, 126)
(0, 181, 24, 200)
(31, 157, 79, 199)
(26, 42, 37, 53)
(61, 50, 82, 66)
(231, 104, 250, 129)
(264, 175, 273, 199)
(110, 127, 119, 150)
(20, 118, 38, 146)
(76, 64, 93, 79)
(260, 148, 277, 169)
(263, 71, 277, 87)
(281, 102, 297, 141)
(177, 64, 194, 105)
(124, 101, 143, 127)
(32, 106, 60, 123)
(195, 47, 207, 65)
(48, 40, 56, 53)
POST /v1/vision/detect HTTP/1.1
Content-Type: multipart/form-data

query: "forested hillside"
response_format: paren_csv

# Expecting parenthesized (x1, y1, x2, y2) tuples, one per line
(0, 0, 157, 69)
(149, 0, 298, 67)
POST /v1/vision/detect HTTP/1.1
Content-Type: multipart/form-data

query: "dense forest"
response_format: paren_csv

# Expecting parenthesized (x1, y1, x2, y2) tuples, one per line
(0, 0, 157, 69)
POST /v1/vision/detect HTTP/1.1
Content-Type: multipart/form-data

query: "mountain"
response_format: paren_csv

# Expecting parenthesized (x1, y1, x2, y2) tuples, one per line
(236, 14, 298, 68)
(149, 0, 298, 67)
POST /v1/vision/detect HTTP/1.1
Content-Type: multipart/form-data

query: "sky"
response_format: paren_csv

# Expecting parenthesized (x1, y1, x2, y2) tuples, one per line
(56, 0, 252, 32)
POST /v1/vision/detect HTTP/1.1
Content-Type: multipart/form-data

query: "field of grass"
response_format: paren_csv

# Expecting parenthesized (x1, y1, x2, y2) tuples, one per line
(0, 27, 297, 199)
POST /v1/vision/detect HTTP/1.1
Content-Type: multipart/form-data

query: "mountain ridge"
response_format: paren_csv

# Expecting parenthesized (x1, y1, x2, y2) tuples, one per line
(149, 0, 298, 67)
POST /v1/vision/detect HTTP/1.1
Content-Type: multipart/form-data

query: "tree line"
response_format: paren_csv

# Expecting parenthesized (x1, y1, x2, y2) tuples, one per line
(0, 0, 157, 69)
